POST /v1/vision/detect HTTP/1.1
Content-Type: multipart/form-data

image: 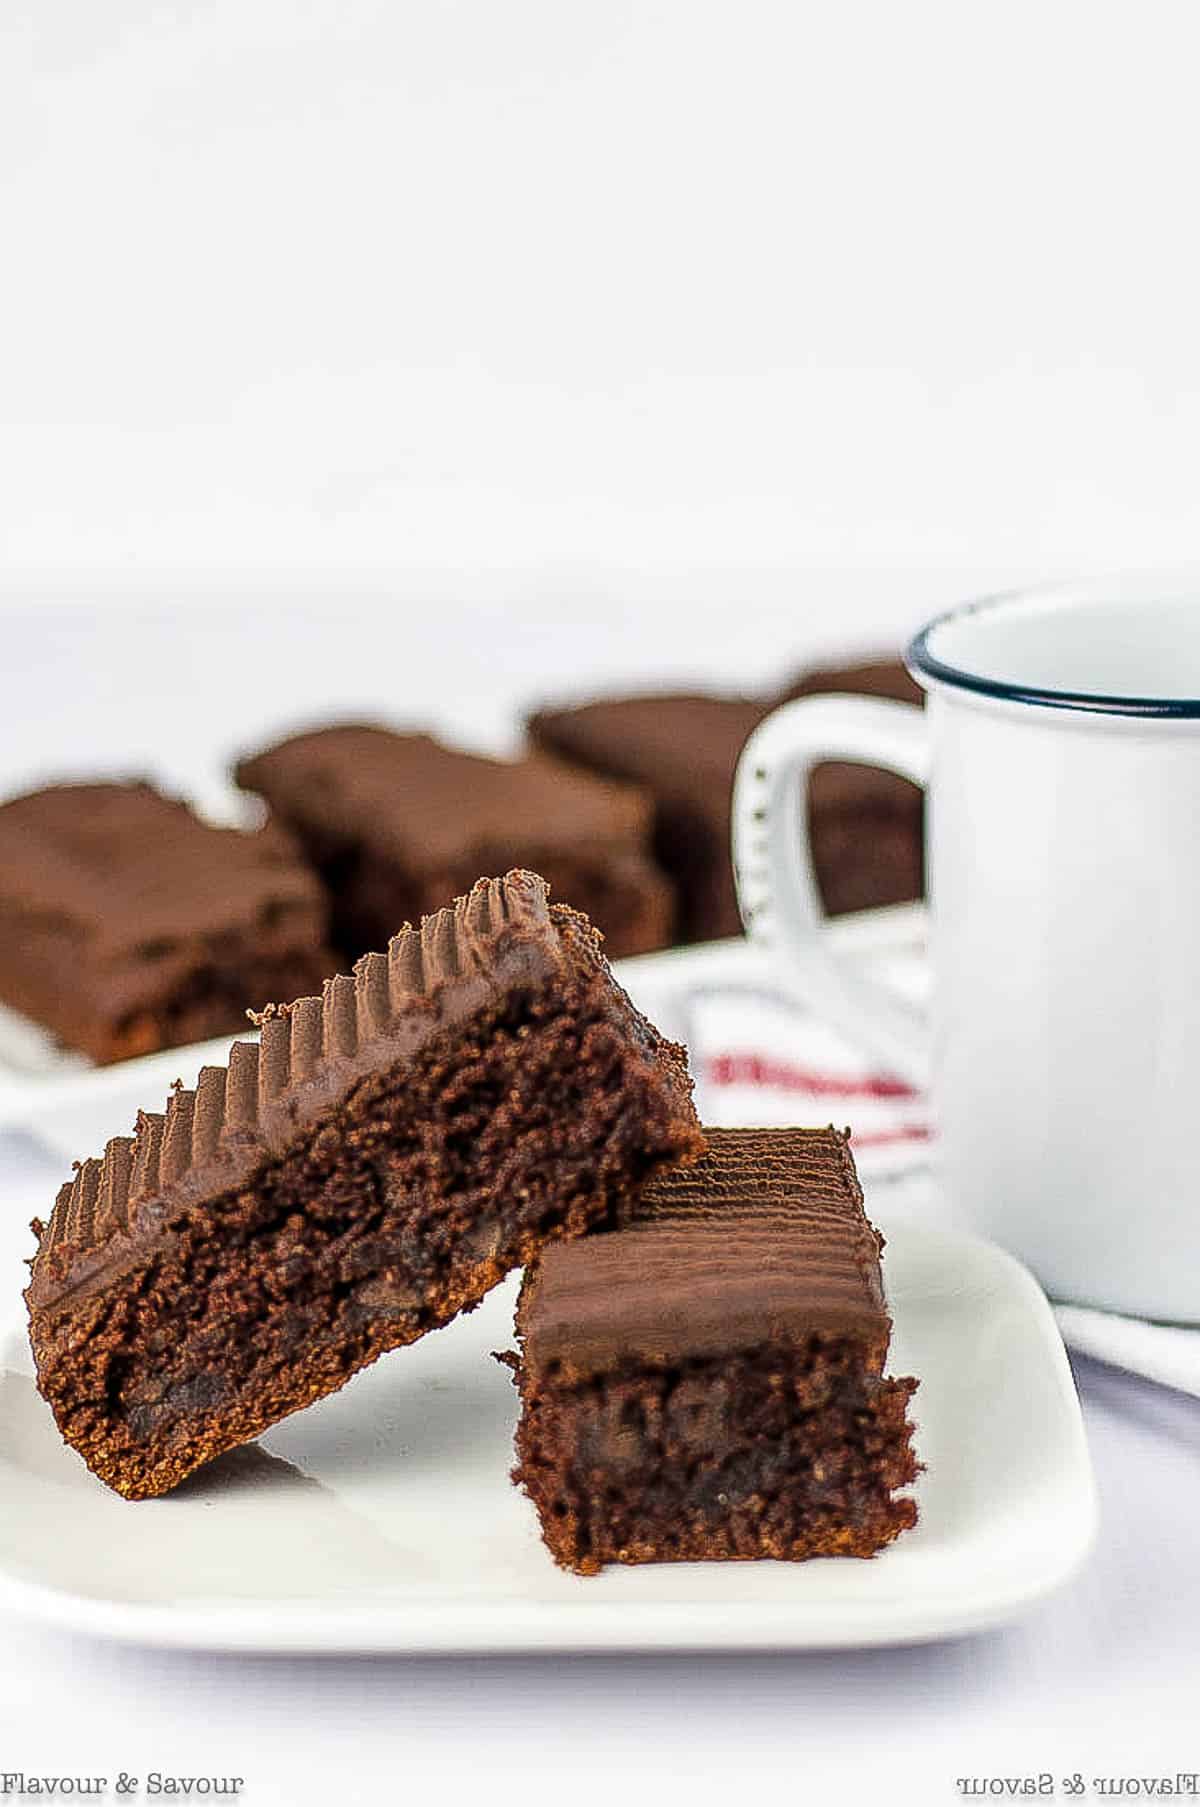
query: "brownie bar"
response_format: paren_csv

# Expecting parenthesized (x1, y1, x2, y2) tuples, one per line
(777, 656, 924, 711)
(0, 782, 336, 1064)
(530, 659, 925, 937)
(26, 872, 704, 1499)
(528, 696, 768, 943)
(774, 657, 925, 914)
(510, 1126, 919, 1573)
(235, 725, 675, 962)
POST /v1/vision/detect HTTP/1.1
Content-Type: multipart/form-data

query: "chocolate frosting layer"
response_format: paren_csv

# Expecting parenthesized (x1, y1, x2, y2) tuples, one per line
(0, 781, 333, 1054)
(28, 871, 579, 1311)
(530, 689, 918, 821)
(520, 1127, 891, 1377)
(235, 725, 656, 866)
(0, 781, 321, 954)
(528, 695, 769, 800)
(778, 657, 924, 710)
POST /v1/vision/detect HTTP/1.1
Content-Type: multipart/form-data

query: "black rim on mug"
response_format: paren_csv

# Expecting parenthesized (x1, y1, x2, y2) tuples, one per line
(906, 582, 1200, 720)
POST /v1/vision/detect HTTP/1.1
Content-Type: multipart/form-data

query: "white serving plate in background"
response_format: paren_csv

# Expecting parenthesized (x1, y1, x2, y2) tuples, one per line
(0, 1219, 1095, 1653)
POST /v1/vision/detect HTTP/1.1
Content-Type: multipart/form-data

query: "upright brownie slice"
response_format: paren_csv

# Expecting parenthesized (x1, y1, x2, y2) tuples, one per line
(235, 725, 674, 962)
(26, 872, 703, 1500)
(0, 782, 335, 1063)
(511, 1126, 918, 1573)
(527, 696, 768, 943)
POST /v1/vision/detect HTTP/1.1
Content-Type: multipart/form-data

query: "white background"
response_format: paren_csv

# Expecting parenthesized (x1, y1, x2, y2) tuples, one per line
(4, 0, 1200, 582)
(3, 4, 1200, 1803)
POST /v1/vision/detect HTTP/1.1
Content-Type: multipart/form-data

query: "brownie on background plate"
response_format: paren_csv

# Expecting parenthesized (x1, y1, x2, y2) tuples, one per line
(509, 1125, 919, 1574)
(235, 724, 674, 963)
(26, 871, 704, 1500)
(776, 655, 924, 711)
(529, 656, 926, 940)
(774, 656, 925, 915)
(528, 694, 769, 944)
(0, 781, 335, 1064)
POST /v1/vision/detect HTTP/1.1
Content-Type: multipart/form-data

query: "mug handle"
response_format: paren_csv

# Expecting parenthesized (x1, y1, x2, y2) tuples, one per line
(732, 695, 931, 1089)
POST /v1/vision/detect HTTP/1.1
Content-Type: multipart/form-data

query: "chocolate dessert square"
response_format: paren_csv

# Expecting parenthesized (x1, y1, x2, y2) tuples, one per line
(527, 696, 768, 943)
(531, 664, 924, 936)
(778, 656, 924, 711)
(510, 1126, 919, 1573)
(0, 782, 336, 1064)
(235, 725, 674, 962)
(26, 872, 703, 1500)
(774, 657, 925, 915)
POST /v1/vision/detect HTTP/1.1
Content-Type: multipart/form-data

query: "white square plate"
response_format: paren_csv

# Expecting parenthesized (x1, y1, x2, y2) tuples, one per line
(0, 1219, 1095, 1653)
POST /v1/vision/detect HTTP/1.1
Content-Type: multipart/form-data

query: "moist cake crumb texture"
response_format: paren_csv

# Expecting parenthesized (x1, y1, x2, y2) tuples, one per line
(510, 1126, 919, 1573)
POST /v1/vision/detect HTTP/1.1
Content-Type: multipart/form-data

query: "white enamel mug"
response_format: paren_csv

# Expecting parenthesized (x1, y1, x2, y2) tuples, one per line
(733, 575, 1200, 1321)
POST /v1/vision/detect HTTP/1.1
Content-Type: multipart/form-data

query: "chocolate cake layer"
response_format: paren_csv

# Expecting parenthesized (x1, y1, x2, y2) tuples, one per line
(27, 871, 704, 1500)
(511, 1127, 919, 1572)
(0, 782, 335, 1064)
(235, 725, 674, 962)
(528, 696, 768, 943)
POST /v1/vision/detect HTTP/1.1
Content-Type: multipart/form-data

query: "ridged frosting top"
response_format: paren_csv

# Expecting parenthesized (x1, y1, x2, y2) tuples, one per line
(520, 1126, 891, 1376)
(28, 871, 574, 1309)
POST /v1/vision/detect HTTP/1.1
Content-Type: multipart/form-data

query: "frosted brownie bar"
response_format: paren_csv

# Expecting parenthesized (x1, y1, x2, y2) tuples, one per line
(235, 725, 675, 961)
(0, 782, 334, 1063)
(527, 695, 768, 943)
(510, 1127, 918, 1572)
(26, 872, 703, 1499)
